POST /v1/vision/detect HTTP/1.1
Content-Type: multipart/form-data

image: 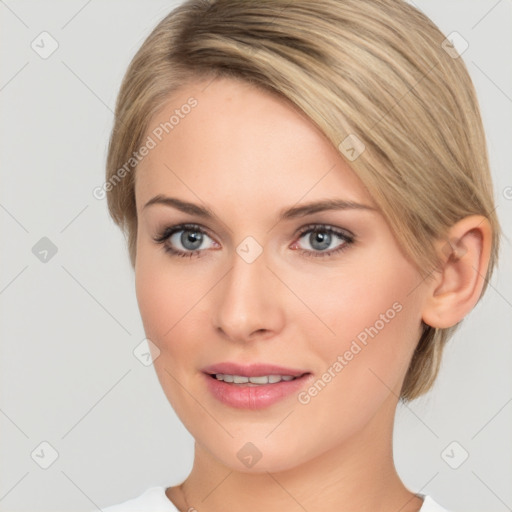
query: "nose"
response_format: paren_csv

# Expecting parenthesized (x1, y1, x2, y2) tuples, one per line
(212, 247, 286, 343)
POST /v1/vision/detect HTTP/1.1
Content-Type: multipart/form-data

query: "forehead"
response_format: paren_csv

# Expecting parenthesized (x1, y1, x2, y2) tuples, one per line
(135, 76, 372, 215)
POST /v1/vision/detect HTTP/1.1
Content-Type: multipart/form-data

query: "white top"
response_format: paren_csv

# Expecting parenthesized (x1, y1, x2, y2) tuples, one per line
(99, 486, 453, 511)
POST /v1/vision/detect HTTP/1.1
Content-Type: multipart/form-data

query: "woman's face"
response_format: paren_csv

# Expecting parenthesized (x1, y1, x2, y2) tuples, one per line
(134, 76, 426, 472)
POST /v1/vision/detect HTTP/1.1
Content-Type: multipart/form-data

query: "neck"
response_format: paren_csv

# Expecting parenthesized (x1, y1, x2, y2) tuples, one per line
(167, 393, 423, 512)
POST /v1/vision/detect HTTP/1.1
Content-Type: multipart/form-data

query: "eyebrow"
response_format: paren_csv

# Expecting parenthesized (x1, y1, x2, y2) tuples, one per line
(142, 195, 376, 220)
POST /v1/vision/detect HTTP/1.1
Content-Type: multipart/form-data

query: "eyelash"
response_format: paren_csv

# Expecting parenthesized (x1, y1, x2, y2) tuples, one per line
(153, 223, 355, 259)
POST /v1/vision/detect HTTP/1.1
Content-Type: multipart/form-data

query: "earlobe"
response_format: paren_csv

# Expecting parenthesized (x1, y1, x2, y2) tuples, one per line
(422, 215, 492, 329)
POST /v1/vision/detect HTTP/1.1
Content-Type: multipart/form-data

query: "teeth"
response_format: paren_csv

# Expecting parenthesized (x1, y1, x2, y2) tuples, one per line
(214, 374, 298, 384)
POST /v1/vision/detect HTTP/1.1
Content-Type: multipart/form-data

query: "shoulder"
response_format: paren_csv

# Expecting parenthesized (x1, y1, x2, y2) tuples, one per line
(98, 486, 178, 512)
(419, 494, 455, 512)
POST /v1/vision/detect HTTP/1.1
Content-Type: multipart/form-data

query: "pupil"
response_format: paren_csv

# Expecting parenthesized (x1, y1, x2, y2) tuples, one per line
(181, 230, 203, 250)
(310, 230, 331, 251)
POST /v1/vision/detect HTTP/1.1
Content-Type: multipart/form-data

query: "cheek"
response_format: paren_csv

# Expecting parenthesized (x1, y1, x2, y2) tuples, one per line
(290, 250, 422, 398)
(135, 262, 174, 344)
(293, 258, 418, 335)
(134, 252, 207, 416)
(285, 267, 422, 447)
(135, 247, 197, 347)
(134, 247, 218, 368)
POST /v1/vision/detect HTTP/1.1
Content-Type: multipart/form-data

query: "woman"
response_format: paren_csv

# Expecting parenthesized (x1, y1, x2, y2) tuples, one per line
(98, 0, 501, 510)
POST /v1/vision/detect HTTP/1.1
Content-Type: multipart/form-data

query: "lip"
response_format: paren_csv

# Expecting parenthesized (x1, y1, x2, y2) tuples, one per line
(201, 362, 313, 410)
(201, 362, 309, 378)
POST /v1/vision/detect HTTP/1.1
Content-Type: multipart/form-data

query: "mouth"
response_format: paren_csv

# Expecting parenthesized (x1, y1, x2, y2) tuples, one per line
(201, 365, 313, 409)
(204, 372, 311, 386)
(201, 362, 310, 379)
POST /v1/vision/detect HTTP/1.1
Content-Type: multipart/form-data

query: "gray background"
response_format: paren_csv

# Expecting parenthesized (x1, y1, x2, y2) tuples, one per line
(0, 1, 511, 511)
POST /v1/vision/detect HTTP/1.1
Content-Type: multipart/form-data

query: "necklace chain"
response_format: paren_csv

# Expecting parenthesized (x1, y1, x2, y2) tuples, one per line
(177, 484, 424, 512)
(179, 483, 194, 512)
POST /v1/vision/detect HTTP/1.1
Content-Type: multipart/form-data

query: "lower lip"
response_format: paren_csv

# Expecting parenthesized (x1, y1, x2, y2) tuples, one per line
(203, 372, 312, 410)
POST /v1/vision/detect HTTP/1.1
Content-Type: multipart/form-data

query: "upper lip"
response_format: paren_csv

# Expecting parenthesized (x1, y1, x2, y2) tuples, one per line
(202, 362, 310, 378)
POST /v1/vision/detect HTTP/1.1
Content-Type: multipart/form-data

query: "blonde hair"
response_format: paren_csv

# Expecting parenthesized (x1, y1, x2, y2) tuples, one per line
(105, 0, 500, 401)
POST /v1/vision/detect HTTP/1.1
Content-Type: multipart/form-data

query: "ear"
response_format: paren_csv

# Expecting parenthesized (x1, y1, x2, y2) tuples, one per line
(421, 215, 492, 329)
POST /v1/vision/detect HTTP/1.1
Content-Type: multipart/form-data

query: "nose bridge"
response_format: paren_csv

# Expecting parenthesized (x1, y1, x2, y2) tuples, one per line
(213, 244, 283, 341)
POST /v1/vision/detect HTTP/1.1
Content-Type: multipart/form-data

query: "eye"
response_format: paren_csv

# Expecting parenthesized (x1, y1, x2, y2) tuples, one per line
(291, 224, 354, 258)
(154, 223, 354, 259)
(153, 223, 219, 258)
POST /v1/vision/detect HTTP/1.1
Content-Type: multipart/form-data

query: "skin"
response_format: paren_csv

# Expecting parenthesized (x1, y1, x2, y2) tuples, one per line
(133, 76, 491, 512)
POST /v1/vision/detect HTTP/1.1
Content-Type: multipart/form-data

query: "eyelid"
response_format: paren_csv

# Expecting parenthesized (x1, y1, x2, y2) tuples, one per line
(294, 223, 355, 239)
(154, 222, 217, 243)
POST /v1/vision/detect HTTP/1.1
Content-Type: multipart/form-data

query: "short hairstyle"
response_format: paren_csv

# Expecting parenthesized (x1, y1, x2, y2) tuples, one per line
(105, 0, 501, 401)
